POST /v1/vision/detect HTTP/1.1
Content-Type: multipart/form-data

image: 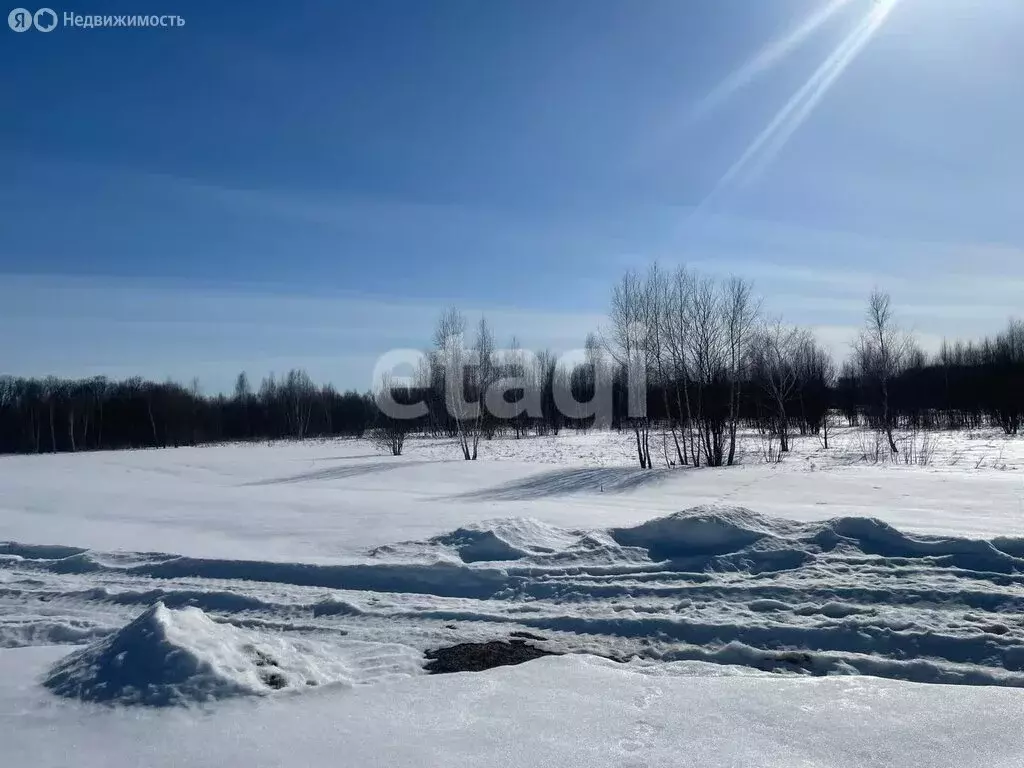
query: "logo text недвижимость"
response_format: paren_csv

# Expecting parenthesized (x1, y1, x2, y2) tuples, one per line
(8, 8, 184, 31)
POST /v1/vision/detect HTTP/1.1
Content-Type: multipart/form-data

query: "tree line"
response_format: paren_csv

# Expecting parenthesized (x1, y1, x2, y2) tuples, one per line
(373, 264, 1021, 466)
(590, 266, 1021, 467)
(1, 265, 1021, 460)
(0, 370, 374, 454)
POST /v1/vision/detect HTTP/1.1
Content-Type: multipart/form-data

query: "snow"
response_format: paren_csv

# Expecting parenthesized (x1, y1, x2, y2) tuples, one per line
(4, 646, 1024, 768)
(3, 428, 1024, 764)
(43, 602, 421, 705)
(1, 430, 1022, 565)
(428, 518, 587, 562)
(6, 502, 1024, 686)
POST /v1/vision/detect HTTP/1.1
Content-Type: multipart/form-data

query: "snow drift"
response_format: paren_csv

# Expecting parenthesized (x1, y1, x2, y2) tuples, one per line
(11, 505, 1024, 690)
(429, 518, 583, 562)
(400, 504, 1024, 575)
(423, 517, 645, 566)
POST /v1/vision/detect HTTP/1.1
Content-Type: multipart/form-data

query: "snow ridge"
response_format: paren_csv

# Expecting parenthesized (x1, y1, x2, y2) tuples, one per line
(8, 505, 1024, 690)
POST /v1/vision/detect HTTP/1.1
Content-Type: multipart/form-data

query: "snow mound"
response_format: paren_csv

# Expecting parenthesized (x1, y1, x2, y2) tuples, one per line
(42, 602, 380, 706)
(610, 505, 787, 559)
(819, 516, 1024, 571)
(430, 518, 587, 562)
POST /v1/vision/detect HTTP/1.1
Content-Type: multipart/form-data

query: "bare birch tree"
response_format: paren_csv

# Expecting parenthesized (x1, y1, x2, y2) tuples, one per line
(470, 316, 496, 456)
(433, 307, 474, 460)
(722, 277, 759, 465)
(661, 266, 696, 466)
(644, 263, 683, 467)
(686, 275, 725, 466)
(606, 270, 653, 468)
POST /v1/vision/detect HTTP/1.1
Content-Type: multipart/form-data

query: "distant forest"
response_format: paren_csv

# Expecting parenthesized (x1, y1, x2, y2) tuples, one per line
(1, 268, 1021, 460)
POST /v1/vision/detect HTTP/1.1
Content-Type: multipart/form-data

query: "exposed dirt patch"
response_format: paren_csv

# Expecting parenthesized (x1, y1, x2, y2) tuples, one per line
(248, 647, 288, 689)
(424, 639, 560, 674)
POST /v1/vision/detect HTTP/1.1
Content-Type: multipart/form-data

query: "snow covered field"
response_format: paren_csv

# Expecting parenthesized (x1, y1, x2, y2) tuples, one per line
(3, 429, 1024, 766)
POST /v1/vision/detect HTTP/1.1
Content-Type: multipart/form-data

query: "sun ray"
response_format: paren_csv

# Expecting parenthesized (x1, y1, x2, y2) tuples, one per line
(742, 0, 900, 184)
(698, 0, 901, 211)
(689, 0, 855, 123)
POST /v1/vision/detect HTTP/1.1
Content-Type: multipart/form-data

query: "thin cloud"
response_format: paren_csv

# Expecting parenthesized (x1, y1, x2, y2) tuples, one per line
(0, 274, 605, 392)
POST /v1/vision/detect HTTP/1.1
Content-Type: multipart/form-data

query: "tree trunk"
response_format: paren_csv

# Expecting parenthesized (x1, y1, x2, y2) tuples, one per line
(778, 406, 789, 453)
(881, 381, 898, 454)
(147, 400, 158, 446)
(48, 400, 57, 452)
(633, 425, 647, 468)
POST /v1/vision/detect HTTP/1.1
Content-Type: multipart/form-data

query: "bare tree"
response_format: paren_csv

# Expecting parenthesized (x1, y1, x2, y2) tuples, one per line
(432, 309, 496, 460)
(433, 307, 474, 459)
(606, 270, 653, 468)
(722, 276, 759, 465)
(471, 315, 496, 456)
(644, 263, 684, 467)
(282, 369, 316, 439)
(661, 266, 697, 466)
(855, 290, 910, 455)
(686, 275, 725, 466)
(574, 332, 609, 432)
(234, 371, 252, 438)
(751, 319, 807, 453)
(537, 348, 563, 434)
(495, 336, 536, 439)
(370, 374, 410, 456)
(794, 336, 836, 449)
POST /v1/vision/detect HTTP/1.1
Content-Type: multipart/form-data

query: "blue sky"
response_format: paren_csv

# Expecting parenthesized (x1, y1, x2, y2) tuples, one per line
(2, 0, 1022, 392)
